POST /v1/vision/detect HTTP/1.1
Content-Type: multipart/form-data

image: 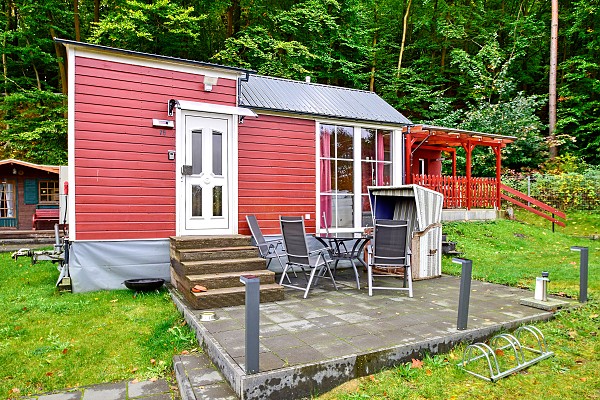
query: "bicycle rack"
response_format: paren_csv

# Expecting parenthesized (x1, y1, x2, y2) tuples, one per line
(458, 325, 554, 382)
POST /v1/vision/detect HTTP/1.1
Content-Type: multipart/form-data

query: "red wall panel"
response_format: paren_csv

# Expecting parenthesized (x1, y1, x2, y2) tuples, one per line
(73, 56, 236, 240)
(237, 115, 317, 235)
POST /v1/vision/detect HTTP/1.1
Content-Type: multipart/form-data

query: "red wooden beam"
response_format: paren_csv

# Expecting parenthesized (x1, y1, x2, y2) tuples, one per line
(501, 194, 566, 227)
(501, 184, 566, 219)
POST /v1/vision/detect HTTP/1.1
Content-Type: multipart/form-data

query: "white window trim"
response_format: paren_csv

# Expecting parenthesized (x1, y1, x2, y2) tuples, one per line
(316, 121, 404, 234)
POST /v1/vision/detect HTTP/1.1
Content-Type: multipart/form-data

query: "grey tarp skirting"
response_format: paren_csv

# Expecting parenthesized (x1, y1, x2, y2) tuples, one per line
(68, 239, 170, 292)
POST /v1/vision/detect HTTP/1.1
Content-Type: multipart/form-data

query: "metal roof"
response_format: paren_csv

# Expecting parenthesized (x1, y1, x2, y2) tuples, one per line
(240, 75, 412, 126)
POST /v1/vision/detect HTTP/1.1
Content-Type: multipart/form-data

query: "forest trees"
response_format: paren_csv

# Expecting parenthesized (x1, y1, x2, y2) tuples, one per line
(0, 0, 598, 168)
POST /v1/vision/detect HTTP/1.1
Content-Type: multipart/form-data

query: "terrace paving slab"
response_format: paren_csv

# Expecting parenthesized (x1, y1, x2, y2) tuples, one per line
(170, 272, 576, 400)
(26, 378, 175, 400)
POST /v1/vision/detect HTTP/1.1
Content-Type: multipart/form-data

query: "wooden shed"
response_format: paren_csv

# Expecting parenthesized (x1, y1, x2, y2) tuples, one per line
(0, 159, 60, 230)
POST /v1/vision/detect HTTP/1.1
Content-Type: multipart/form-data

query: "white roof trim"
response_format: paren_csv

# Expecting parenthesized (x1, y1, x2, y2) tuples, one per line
(174, 100, 257, 117)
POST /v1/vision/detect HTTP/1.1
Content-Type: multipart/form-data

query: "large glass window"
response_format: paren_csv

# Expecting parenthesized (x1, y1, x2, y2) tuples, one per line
(320, 124, 393, 231)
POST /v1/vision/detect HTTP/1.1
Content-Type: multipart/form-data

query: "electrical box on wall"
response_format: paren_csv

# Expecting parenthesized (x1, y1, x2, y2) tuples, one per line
(152, 119, 174, 129)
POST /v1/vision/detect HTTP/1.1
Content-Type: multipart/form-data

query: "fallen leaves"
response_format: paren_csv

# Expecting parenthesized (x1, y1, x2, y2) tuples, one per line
(568, 330, 578, 339)
(411, 358, 423, 369)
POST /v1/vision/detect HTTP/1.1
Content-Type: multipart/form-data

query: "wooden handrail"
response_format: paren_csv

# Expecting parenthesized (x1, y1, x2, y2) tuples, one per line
(500, 184, 566, 227)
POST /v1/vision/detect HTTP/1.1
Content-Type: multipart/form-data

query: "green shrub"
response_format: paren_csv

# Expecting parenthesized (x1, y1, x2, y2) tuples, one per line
(503, 166, 600, 210)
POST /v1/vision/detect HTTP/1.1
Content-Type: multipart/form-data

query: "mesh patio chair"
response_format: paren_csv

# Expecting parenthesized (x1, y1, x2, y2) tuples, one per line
(367, 219, 413, 297)
(246, 215, 285, 272)
(279, 216, 338, 298)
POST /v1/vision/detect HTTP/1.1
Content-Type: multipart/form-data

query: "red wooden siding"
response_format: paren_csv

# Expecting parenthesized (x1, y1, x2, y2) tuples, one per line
(73, 56, 237, 240)
(238, 115, 317, 235)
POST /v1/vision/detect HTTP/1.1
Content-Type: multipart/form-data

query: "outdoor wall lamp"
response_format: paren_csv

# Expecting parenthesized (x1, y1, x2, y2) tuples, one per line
(203, 75, 219, 92)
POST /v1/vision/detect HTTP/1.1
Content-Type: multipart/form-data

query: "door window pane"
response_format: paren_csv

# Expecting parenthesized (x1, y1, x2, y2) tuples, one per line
(361, 195, 372, 227)
(379, 130, 392, 161)
(192, 130, 202, 175)
(191, 185, 202, 216)
(336, 126, 353, 159)
(361, 129, 375, 160)
(333, 195, 354, 228)
(336, 160, 353, 192)
(213, 186, 223, 216)
(212, 130, 223, 175)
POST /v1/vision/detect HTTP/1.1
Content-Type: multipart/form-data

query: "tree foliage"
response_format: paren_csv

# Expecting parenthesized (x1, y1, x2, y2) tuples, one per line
(0, 0, 597, 170)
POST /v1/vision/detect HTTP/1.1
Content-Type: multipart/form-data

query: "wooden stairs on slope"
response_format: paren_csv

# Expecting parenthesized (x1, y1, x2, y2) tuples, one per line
(170, 235, 284, 309)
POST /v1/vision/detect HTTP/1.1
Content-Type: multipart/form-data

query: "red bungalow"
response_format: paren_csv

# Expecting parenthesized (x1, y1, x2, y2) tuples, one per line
(57, 39, 415, 291)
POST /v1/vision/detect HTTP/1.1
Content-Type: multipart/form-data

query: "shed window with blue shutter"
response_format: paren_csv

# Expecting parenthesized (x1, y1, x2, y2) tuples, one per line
(24, 179, 38, 204)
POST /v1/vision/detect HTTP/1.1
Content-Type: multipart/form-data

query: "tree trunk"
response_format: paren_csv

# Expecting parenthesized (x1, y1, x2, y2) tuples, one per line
(74, 0, 81, 41)
(2, 0, 15, 96)
(226, 0, 241, 38)
(25, 38, 41, 90)
(369, 31, 377, 92)
(548, 0, 558, 158)
(94, 0, 100, 23)
(49, 25, 68, 105)
(397, 0, 412, 77)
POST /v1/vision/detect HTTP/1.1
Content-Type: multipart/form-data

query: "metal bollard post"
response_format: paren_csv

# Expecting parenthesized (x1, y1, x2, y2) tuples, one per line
(239, 275, 260, 374)
(570, 247, 588, 303)
(453, 258, 472, 330)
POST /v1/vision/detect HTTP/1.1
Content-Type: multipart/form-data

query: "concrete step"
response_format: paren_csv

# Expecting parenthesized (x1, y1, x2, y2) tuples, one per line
(171, 257, 267, 276)
(186, 269, 276, 291)
(170, 235, 251, 250)
(182, 283, 284, 310)
(171, 246, 259, 263)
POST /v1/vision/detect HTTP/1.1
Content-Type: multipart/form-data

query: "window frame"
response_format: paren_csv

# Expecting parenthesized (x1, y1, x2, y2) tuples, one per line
(38, 180, 60, 204)
(317, 121, 403, 234)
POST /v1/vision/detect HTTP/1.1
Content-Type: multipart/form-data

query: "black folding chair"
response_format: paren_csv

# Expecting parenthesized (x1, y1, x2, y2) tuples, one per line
(279, 216, 337, 298)
(246, 215, 285, 271)
(368, 219, 413, 297)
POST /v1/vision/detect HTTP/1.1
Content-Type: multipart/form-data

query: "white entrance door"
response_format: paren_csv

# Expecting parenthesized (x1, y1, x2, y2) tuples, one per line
(182, 114, 230, 232)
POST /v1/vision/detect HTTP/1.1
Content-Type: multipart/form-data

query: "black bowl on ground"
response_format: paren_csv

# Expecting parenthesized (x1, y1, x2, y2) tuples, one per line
(124, 278, 165, 292)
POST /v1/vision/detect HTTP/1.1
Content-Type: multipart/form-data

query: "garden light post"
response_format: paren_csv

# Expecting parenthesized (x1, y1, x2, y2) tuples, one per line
(570, 246, 588, 303)
(240, 274, 260, 374)
(453, 258, 472, 330)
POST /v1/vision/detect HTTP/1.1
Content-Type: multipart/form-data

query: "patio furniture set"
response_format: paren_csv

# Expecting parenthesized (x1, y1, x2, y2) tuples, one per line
(246, 215, 413, 299)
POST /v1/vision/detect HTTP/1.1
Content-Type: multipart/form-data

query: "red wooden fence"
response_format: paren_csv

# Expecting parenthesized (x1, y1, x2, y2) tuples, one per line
(412, 174, 498, 209)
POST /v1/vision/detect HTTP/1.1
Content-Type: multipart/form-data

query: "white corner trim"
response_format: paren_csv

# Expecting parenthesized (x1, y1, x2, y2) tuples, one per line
(67, 45, 77, 240)
(176, 100, 257, 117)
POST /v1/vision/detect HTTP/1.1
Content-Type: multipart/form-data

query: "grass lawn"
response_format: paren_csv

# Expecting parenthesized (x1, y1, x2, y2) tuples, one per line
(321, 210, 600, 400)
(1, 252, 196, 398)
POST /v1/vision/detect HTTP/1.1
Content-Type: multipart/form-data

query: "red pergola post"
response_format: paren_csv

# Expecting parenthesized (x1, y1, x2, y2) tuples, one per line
(463, 141, 475, 210)
(404, 131, 415, 184)
(452, 149, 457, 177)
(494, 145, 502, 209)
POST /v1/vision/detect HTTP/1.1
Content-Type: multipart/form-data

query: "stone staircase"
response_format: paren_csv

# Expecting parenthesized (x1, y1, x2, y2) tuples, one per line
(170, 235, 284, 309)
